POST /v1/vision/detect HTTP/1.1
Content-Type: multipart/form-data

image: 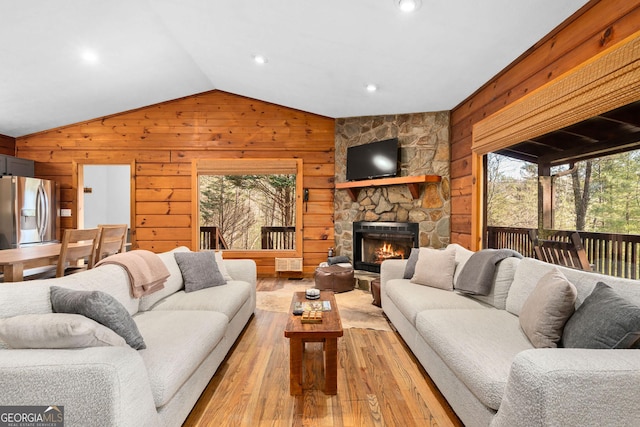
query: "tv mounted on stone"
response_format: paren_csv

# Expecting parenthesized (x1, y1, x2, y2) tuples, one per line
(346, 138, 399, 181)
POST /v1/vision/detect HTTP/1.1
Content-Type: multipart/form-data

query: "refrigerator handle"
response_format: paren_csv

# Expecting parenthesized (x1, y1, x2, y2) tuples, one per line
(36, 184, 50, 240)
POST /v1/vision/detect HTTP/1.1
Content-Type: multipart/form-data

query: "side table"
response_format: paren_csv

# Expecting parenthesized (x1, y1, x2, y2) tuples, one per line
(371, 278, 381, 307)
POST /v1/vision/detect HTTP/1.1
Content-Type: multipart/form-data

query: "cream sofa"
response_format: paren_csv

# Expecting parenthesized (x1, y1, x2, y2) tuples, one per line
(381, 244, 640, 427)
(0, 247, 256, 427)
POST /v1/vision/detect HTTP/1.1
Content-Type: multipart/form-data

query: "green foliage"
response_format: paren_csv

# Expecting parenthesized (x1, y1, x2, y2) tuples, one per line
(486, 154, 537, 228)
(487, 150, 640, 235)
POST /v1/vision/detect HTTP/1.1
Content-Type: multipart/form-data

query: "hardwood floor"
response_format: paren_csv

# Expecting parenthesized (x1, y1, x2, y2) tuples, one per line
(183, 279, 463, 427)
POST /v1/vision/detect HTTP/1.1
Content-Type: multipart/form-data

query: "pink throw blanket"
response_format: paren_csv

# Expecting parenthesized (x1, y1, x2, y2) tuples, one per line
(95, 250, 170, 298)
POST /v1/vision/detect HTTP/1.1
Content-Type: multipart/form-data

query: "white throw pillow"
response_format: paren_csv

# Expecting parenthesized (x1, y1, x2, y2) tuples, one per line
(0, 313, 127, 349)
(410, 246, 456, 291)
(215, 251, 233, 281)
(519, 268, 577, 348)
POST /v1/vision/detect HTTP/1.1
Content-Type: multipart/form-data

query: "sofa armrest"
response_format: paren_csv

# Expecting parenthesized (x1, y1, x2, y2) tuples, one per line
(224, 259, 257, 288)
(0, 347, 159, 427)
(493, 348, 640, 427)
(380, 259, 407, 287)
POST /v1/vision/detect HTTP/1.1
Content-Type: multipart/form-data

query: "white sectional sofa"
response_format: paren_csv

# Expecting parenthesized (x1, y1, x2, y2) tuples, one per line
(381, 244, 640, 427)
(0, 247, 256, 427)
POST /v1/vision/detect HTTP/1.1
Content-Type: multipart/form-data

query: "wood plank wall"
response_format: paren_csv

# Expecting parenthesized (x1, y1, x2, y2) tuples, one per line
(15, 90, 335, 276)
(449, 0, 640, 249)
(0, 134, 15, 156)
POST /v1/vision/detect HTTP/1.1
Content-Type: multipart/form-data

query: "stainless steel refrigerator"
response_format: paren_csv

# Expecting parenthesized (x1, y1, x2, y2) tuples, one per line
(0, 176, 59, 249)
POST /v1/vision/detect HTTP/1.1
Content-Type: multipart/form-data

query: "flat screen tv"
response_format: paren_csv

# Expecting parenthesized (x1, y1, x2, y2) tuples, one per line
(346, 138, 399, 181)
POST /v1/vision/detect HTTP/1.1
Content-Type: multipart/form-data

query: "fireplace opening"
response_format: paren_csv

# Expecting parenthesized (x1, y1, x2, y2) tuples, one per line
(353, 221, 419, 273)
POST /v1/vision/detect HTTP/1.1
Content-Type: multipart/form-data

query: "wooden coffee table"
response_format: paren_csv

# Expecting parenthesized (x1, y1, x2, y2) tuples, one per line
(284, 291, 343, 395)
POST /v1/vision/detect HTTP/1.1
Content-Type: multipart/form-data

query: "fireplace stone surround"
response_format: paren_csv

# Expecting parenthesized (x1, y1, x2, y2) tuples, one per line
(333, 112, 451, 265)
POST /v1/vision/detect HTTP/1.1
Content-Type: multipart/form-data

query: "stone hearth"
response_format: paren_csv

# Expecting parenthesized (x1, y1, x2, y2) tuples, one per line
(334, 112, 450, 260)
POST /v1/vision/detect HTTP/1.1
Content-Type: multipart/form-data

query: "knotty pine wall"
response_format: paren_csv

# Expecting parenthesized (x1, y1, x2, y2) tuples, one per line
(449, 0, 640, 249)
(16, 90, 335, 277)
(0, 134, 15, 156)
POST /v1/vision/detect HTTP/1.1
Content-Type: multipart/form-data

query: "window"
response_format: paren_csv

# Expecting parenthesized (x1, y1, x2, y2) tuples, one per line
(193, 159, 303, 254)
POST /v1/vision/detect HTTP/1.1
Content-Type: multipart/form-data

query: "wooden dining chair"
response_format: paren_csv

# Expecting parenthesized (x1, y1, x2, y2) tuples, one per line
(530, 230, 591, 271)
(56, 228, 101, 277)
(95, 224, 128, 261)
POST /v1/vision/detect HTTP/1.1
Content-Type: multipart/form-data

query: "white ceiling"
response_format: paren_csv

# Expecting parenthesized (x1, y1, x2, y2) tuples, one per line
(0, 0, 590, 137)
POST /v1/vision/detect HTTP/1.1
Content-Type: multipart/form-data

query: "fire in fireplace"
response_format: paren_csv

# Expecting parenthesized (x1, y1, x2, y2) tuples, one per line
(353, 221, 419, 273)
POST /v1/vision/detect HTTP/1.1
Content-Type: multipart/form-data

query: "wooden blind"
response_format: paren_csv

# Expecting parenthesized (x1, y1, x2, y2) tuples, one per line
(472, 31, 640, 155)
(196, 158, 299, 175)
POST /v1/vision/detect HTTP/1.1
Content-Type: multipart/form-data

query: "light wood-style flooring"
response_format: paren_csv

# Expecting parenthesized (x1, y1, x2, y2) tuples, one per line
(183, 278, 463, 427)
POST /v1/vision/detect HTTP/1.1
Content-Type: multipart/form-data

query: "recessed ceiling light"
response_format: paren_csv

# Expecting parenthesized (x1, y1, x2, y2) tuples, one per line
(81, 49, 99, 64)
(395, 0, 422, 13)
(366, 84, 378, 93)
(253, 54, 268, 64)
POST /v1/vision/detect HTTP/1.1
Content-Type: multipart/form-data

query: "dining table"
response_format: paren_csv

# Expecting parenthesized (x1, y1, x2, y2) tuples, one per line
(0, 242, 92, 282)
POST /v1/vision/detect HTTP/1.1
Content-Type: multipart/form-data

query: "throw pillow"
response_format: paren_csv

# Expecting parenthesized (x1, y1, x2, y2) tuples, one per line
(410, 246, 456, 291)
(0, 313, 127, 349)
(174, 251, 226, 293)
(519, 268, 577, 348)
(50, 286, 146, 350)
(403, 247, 420, 279)
(561, 282, 640, 349)
(327, 255, 350, 265)
(214, 251, 233, 281)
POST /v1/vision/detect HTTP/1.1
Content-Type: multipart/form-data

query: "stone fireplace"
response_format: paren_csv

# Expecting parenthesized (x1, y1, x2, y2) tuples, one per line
(353, 221, 419, 273)
(334, 112, 451, 267)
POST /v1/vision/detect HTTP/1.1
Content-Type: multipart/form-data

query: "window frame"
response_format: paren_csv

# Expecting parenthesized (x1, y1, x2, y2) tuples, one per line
(191, 158, 303, 257)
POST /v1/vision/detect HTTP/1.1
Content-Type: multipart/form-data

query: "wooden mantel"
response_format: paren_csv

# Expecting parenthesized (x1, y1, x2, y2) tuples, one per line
(335, 175, 442, 201)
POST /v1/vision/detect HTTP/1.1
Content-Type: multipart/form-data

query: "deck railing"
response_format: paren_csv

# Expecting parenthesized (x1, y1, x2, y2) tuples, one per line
(199, 226, 228, 250)
(486, 226, 640, 279)
(261, 226, 295, 250)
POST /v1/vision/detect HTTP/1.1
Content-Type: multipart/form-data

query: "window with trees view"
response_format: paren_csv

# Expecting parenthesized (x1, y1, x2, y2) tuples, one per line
(199, 174, 297, 250)
(194, 158, 302, 252)
(487, 150, 640, 234)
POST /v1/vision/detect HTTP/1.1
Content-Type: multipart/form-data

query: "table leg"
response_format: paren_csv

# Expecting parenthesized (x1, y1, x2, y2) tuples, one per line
(289, 338, 303, 395)
(324, 338, 338, 395)
(3, 264, 23, 282)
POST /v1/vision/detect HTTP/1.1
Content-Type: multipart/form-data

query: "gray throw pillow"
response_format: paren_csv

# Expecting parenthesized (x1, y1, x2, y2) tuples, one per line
(174, 251, 226, 293)
(403, 247, 420, 279)
(327, 255, 350, 265)
(50, 286, 146, 350)
(561, 282, 640, 349)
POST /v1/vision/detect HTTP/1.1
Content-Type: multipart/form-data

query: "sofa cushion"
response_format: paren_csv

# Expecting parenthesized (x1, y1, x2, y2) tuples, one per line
(416, 309, 534, 410)
(508, 257, 640, 317)
(175, 251, 226, 292)
(214, 251, 233, 281)
(411, 246, 456, 290)
(403, 248, 420, 279)
(0, 313, 127, 349)
(134, 310, 228, 407)
(519, 268, 577, 348)
(138, 246, 189, 311)
(149, 280, 252, 320)
(451, 243, 474, 285)
(50, 286, 146, 350)
(466, 257, 520, 310)
(385, 279, 489, 326)
(562, 282, 640, 349)
(0, 264, 141, 321)
(506, 257, 560, 316)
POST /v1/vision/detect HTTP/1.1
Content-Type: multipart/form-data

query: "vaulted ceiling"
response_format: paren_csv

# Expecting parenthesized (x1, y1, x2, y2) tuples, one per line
(1, 0, 591, 137)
